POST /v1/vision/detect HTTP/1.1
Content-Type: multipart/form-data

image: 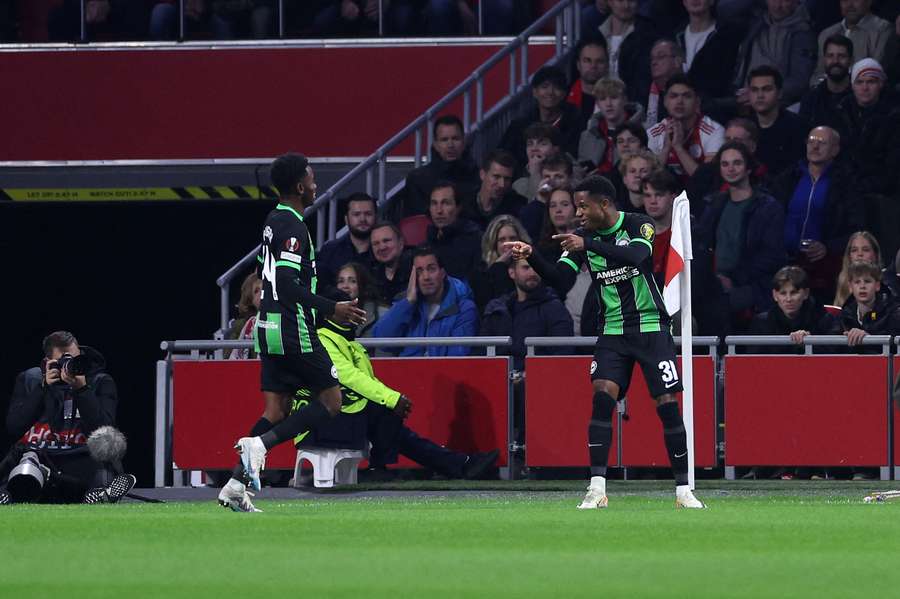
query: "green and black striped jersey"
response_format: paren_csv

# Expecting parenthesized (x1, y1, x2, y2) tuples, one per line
(254, 203, 322, 355)
(560, 212, 670, 335)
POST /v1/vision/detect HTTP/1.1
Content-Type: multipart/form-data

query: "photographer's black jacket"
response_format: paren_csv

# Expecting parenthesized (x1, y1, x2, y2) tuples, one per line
(6, 346, 117, 451)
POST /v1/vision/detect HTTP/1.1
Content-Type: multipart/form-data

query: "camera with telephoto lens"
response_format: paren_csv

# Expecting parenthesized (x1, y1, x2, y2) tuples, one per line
(50, 353, 90, 379)
(7, 451, 50, 502)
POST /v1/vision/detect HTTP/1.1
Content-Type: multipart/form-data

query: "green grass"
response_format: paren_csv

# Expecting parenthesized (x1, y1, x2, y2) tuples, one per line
(2, 482, 899, 598)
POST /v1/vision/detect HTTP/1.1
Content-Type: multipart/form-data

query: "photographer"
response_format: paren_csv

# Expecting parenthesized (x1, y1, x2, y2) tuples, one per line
(1, 331, 134, 504)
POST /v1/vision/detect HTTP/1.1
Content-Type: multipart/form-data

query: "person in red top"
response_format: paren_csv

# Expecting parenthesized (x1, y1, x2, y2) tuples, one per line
(641, 168, 679, 291)
(568, 38, 610, 122)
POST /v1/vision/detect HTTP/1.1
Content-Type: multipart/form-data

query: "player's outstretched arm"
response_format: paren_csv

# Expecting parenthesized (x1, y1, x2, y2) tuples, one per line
(503, 241, 577, 294)
(579, 235, 651, 266)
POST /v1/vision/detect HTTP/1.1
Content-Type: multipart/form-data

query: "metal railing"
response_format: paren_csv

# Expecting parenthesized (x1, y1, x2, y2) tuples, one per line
(214, 0, 581, 334)
(525, 336, 721, 355)
(725, 335, 894, 355)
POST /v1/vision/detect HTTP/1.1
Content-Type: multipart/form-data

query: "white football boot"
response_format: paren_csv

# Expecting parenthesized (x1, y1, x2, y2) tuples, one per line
(235, 436, 267, 491)
(675, 485, 707, 509)
(577, 476, 609, 509)
(217, 478, 262, 513)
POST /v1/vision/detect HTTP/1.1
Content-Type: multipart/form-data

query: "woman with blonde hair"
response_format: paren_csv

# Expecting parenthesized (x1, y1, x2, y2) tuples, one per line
(471, 214, 531, 309)
(833, 231, 882, 307)
(227, 272, 262, 359)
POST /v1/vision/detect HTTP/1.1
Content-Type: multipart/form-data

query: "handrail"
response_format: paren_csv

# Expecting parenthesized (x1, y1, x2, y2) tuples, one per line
(161, 336, 512, 357)
(725, 335, 893, 356)
(213, 0, 581, 334)
(524, 336, 720, 355)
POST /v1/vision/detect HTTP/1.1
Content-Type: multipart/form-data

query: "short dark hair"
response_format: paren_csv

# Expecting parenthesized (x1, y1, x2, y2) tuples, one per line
(748, 64, 783, 90)
(371, 220, 402, 240)
(433, 114, 464, 137)
(612, 122, 649, 148)
(43, 331, 78, 358)
(429, 180, 459, 204)
(531, 65, 568, 90)
(725, 117, 760, 144)
(848, 261, 882, 282)
(715, 140, 759, 174)
(823, 34, 853, 58)
(482, 148, 517, 172)
(270, 152, 310, 197)
(772, 266, 809, 291)
(574, 175, 617, 205)
(640, 168, 680, 195)
(412, 245, 444, 268)
(540, 153, 574, 176)
(663, 73, 696, 97)
(343, 192, 376, 216)
(523, 122, 563, 146)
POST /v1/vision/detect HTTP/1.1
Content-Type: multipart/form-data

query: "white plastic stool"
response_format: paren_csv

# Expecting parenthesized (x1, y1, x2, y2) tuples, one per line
(294, 448, 365, 488)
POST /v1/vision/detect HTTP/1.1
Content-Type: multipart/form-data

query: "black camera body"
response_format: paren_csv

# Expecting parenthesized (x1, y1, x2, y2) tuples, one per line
(47, 353, 91, 380)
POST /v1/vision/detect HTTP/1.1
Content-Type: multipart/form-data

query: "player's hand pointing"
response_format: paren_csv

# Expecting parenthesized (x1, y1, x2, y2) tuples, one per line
(333, 299, 367, 327)
(552, 233, 584, 253)
(501, 241, 532, 260)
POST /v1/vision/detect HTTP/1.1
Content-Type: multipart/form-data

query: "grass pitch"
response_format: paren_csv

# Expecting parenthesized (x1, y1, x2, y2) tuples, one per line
(2, 481, 898, 598)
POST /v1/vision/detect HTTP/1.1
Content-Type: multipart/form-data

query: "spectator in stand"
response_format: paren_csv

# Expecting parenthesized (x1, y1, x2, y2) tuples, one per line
(836, 58, 900, 259)
(399, 115, 480, 219)
(512, 123, 563, 200)
(425, 181, 482, 282)
(317, 192, 377, 288)
(640, 39, 685, 128)
(335, 262, 380, 337)
(749, 266, 841, 355)
(150, 0, 205, 39)
(537, 188, 579, 262)
(647, 74, 725, 182)
(577, 78, 646, 176)
(373, 246, 478, 356)
(617, 149, 662, 213)
(677, 0, 742, 122)
(499, 66, 586, 169)
(50, 0, 149, 41)
(518, 154, 575, 242)
(470, 214, 531, 310)
(370, 222, 413, 307)
(608, 121, 650, 201)
(227, 272, 262, 360)
(748, 65, 809, 177)
(309, 0, 383, 36)
(840, 261, 900, 350)
(833, 230, 883, 306)
(800, 34, 855, 128)
(696, 141, 787, 328)
(886, 246, 900, 298)
(772, 126, 864, 300)
(641, 168, 679, 290)
(569, 38, 611, 122)
(480, 258, 573, 370)
(151, 0, 274, 39)
(732, 0, 816, 111)
(810, 0, 895, 86)
(462, 150, 526, 230)
(597, 0, 659, 98)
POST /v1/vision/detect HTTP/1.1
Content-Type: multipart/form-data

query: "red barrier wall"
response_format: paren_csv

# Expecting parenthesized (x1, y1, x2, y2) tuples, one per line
(894, 357, 899, 468)
(171, 357, 509, 470)
(725, 356, 889, 467)
(1, 44, 555, 161)
(524, 356, 716, 468)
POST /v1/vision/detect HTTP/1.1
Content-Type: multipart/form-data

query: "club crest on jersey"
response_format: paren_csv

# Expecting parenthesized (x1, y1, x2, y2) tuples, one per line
(263, 226, 273, 242)
(284, 237, 300, 252)
(640, 223, 655, 241)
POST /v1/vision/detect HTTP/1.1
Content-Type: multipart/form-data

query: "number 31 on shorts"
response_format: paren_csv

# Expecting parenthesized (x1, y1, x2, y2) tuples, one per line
(658, 360, 679, 383)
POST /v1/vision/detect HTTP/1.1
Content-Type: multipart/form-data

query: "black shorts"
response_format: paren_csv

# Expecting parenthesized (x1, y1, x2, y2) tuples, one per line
(260, 351, 338, 395)
(590, 331, 682, 398)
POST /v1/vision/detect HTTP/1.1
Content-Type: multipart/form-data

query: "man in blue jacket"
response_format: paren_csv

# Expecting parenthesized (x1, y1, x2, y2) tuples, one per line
(373, 246, 478, 356)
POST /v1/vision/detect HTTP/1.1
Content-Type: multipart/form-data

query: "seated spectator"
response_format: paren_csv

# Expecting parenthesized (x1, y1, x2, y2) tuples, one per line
(833, 230, 883, 306)
(537, 188, 579, 262)
(399, 115, 480, 219)
(640, 39, 685, 128)
(151, 0, 274, 39)
(800, 34, 855, 128)
(641, 168, 679, 290)
(227, 272, 261, 359)
(747, 65, 809, 177)
(462, 149, 526, 230)
(480, 259, 574, 370)
(772, 126, 864, 300)
(840, 261, 900, 351)
(373, 247, 478, 356)
(518, 154, 575, 242)
(647, 74, 725, 181)
(470, 214, 531, 310)
(810, 0, 895, 86)
(731, 0, 816, 110)
(577, 78, 646, 175)
(569, 38, 611, 122)
(512, 123, 563, 199)
(425, 181, 482, 281)
(676, 0, 742, 122)
(150, 0, 206, 39)
(748, 266, 841, 353)
(695, 141, 787, 327)
(295, 289, 498, 482)
(617, 149, 662, 213)
(608, 121, 650, 200)
(335, 262, 380, 337)
(50, 0, 148, 41)
(309, 0, 382, 37)
(317, 192, 377, 288)
(597, 0, 658, 97)
(499, 65, 587, 167)
(886, 246, 900, 298)
(370, 221, 413, 307)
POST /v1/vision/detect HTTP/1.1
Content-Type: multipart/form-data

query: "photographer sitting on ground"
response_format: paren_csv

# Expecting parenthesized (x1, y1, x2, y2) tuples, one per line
(0, 331, 134, 504)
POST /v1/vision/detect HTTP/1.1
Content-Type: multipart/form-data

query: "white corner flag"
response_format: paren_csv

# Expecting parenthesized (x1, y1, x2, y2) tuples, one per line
(663, 192, 696, 489)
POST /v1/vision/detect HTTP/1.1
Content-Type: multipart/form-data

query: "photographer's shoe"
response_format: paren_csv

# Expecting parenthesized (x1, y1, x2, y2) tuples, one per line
(235, 436, 267, 491)
(218, 478, 262, 513)
(83, 474, 136, 505)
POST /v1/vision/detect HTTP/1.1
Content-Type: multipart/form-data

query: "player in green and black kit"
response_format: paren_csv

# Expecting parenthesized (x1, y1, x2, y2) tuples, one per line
(505, 175, 705, 509)
(218, 153, 367, 512)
